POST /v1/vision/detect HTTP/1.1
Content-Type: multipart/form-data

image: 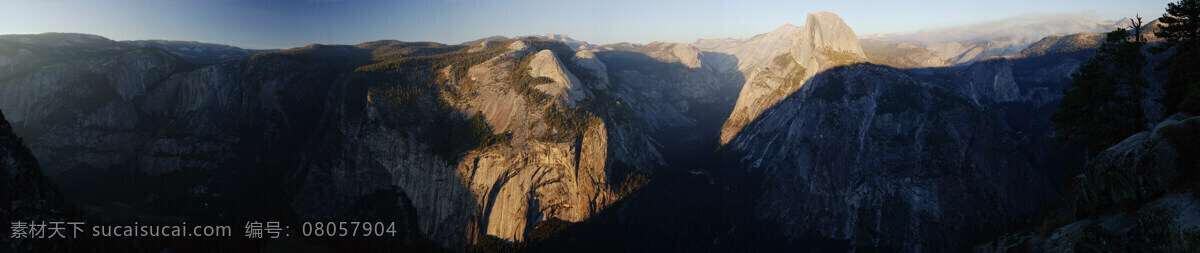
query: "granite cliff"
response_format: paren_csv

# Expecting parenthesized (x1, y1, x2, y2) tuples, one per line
(980, 115, 1200, 252)
(0, 34, 666, 249)
(725, 64, 1047, 251)
(714, 12, 868, 145)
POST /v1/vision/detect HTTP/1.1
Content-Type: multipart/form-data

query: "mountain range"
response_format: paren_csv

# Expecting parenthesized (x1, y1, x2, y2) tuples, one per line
(1, 11, 1196, 252)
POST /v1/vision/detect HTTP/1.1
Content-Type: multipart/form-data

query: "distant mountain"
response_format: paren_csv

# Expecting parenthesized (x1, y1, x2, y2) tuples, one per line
(0, 33, 272, 68)
(868, 13, 1118, 44)
(859, 39, 949, 69)
(1010, 32, 1104, 59)
(693, 23, 803, 72)
(536, 34, 594, 50)
(121, 40, 274, 64)
(459, 35, 509, 47)
(861, 13, 1123, 65)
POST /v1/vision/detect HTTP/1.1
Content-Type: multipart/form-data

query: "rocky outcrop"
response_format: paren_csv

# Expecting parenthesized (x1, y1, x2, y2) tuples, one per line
(726, 64, 1046, 251)
(570, 50, 609, 90)
(794, 11, 866, 61)
(787, 12, 867, 71)
(459, 121, 617, 243)
(528, 49, 588, 105)
(720, 12, 867, 144)
(300, 40, 652, 247)
(979, 115, 1200, 252)
(718, 52, 808, 144)
(436, 41, 660, 244)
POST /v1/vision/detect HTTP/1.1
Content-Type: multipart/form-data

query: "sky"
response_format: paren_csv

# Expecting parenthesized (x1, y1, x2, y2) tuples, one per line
(0, 0, 1176, 49)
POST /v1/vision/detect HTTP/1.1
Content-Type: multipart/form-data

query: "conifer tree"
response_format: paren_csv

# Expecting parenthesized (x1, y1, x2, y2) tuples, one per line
(1052, 17, 1148, 158)
(1156, 0, 1200, 116)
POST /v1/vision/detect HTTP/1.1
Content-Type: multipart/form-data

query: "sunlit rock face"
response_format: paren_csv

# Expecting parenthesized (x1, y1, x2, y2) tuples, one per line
(719, 12, 867, 145)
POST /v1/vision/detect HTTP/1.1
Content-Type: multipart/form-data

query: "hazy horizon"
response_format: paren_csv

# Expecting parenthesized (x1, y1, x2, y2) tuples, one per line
(0, 0, 1173, 49)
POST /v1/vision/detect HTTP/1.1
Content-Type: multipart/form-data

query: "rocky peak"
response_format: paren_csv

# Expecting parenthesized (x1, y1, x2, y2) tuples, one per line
(801, 12, 866, 57)
(508, 40, 530, 51)
(790, 11, 867, 70)
(670, 43, 704, 69)
(768, 23, 803, 36)
(720, 11, 867, 145)
(528, 49, 589, 105)
(570, 50, 610, 90)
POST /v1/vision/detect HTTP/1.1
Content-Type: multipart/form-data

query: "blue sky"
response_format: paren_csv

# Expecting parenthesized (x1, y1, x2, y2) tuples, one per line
(0, 0, 1174, 49)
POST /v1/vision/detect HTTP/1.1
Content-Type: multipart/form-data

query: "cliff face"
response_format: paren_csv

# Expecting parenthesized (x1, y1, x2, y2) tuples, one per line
(719, 12, 867, 145)
(0, 42, 189, 175)
(964, 58, 1021, 104)
(980, 115, 1200, 252)
(0, 35, 665, 249)
(726, 64, 1046, 251)
(792, 11, 866, 64)
(528, 49, 589, 105)
(587, 41, 742, 134)
(0, 110, 70, 252)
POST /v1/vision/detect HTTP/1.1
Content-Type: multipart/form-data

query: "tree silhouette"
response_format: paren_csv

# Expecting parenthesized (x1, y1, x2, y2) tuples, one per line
(1156, 0, 1200, 116)
(1052, 17, 1148, 159)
